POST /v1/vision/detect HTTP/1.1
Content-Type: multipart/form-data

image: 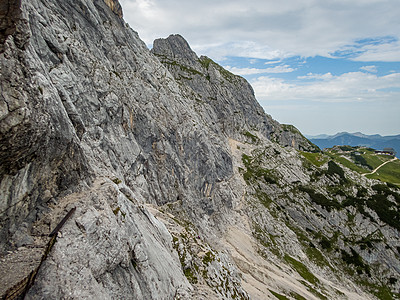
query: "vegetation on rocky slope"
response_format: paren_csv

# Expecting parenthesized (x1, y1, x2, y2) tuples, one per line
(324, 146, 400, 186)
(240, 142, 400, 299)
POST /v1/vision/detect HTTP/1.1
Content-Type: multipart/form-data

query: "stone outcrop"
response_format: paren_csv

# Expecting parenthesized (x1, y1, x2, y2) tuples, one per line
(0, 0, 399, 299)
(152, 34, 318, 152)
(103, 0, 123, 18)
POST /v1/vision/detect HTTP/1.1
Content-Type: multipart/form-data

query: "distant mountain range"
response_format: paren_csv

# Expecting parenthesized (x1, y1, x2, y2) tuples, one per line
(306, 132, 400, 156)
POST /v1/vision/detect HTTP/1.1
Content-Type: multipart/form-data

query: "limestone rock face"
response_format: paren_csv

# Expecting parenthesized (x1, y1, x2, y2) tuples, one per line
(25, 179, 193, 299)
(103, 0, 123, 18)
(0, 0, 399, 299)
(0, 0, 247, 297)
(0, 0, 21, 52)
(152, 34, 319, 152)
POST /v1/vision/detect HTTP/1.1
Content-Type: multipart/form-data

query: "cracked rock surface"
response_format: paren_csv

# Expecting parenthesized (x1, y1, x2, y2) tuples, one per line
(1, 0, 399, 299)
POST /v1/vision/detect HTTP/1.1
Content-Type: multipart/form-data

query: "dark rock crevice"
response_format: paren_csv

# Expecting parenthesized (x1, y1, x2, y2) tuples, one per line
(0, 0, 22, 52)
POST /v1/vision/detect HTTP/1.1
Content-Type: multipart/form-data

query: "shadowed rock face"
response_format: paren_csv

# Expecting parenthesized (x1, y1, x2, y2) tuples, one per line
(0, 0, 89, 253)
(0, 0, 21, 52)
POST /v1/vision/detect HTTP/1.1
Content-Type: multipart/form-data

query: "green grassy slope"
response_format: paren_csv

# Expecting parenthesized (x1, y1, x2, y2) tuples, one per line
(301, 145, 400, 186)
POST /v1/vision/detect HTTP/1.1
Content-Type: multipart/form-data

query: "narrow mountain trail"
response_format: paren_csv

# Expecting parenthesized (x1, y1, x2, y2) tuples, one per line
(362, 157, 398, 176)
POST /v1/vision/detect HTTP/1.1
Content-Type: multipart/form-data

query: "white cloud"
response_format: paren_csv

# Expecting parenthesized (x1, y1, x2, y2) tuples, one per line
(264, 60, 282, 65)
(360, 65, 377, 73)
(254, 71, 400, 135)
(252, 72, 400, 103)
(224, 65, 295, 76)
(353, 41, 400, 62)
(192, 41, 289, 61)
(119, 0, 400, 61)
(298, 73, 334, 80)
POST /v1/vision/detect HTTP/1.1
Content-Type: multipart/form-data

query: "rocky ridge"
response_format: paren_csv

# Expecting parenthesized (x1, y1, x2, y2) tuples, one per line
(151, 34, 318, 152)
(0, 0, 399, 299)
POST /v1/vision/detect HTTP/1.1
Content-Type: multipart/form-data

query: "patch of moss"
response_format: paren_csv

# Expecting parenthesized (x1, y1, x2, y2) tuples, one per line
(184, 267, 198, 284)
(256, 191, 272, 208)
(374, 287, 398, 300)
(199, 56, 237, 82)
(269, 289, 289, 300)
(202, 251, 215, 265)
(286, 224, 334, 271)
(290, 292, 307, 300)
(252, 224, 281, 258)
(112, 177, 122, 184)
(243, 131, 260, 144)
(161, 59, 203, 77)
(281, 124, 300, 134)
(241, 153, 278, 185)
(305, 245, 331, 269)
(319, 236, 332, 251)
(359, 279, 398, 300)
(302, 281, 328, 300)
(284, 254, 320, 285)
(199, 56, 213, 69)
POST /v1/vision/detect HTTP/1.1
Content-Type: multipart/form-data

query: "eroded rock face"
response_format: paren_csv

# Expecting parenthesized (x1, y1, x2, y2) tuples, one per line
(152, 34, 319, 152)
(25, 179, 193, 299)
(0, 0, 21, 52)
(0, 0, 89, 251)
(0, 0, 246, 297)
(1, 0, 399, 299)
(103, 0, 123, 18)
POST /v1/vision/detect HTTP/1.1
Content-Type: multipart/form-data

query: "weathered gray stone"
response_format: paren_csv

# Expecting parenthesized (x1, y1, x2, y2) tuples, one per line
(151, 34, 319, 152)
(0, 0, 399, 299)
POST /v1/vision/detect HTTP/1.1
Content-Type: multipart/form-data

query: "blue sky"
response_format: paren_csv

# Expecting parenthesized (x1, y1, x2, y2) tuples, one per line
(119, 0, 400, 136)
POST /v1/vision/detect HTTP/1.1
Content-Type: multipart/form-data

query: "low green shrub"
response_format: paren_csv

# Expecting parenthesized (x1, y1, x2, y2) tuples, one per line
(341, 248, 371, 276)
(298, 186, 341, 212)
(326, 161, 347, 182)
(284, 255, 320, 285)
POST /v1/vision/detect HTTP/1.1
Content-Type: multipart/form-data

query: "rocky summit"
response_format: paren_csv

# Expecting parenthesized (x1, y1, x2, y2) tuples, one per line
(0, 0, 399, 299)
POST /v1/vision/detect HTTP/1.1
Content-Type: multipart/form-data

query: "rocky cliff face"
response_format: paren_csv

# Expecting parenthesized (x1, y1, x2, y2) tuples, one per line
(0, 0, 21, 53)
(151, 34, 318, 152)
(0, 0, 399, 299)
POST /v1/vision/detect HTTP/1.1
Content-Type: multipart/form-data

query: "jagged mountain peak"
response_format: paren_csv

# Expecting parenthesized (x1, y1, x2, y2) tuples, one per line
(152, 34, 319, 152)
(153, 34, 200, 68)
